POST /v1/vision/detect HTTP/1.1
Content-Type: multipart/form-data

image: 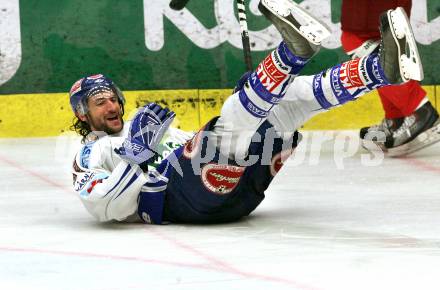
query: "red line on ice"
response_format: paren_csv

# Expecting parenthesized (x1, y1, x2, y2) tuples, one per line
(0, 245, 321, 290)
(400, 157, 440, 174)
(0, 153, 320, 289)
(0, 245, 214, 271)
(147, 227, 321, 290)
(0, 154, 74, 195)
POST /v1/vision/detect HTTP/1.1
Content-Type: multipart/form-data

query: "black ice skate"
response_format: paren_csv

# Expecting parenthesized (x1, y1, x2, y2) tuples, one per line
(360, 117, 404, 150)
(258, 0, 330, 58)
(385, 101, 440, 156)
(378, 7, 423, 83)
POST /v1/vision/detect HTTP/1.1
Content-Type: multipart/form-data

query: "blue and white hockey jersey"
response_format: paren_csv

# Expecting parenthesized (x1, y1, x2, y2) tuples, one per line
(72, 124, 193, 222)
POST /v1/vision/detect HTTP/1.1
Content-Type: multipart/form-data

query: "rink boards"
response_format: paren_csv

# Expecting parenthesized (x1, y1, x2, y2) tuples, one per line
(0, 86, 438, 137)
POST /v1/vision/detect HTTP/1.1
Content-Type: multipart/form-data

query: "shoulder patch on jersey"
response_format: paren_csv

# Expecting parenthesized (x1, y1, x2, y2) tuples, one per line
(201, 163, 245, 195)
(74, 172, 108, 196)
(79, 142, 95, 168)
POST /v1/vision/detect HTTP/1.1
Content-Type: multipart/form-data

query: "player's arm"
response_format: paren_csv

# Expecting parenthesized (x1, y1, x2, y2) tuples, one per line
(73, 140, 148, 222)
(73, 103, 175, 222)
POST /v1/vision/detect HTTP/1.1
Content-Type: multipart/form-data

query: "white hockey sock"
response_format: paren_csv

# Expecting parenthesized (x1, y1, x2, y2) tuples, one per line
(312, 53, 390, 110)
(239, 41, 309, 119)
(215, 41, 310, 157)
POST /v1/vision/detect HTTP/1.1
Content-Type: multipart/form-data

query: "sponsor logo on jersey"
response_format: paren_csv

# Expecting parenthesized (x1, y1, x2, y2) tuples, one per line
(340, 58, 364, 91)
(331, 66, 343, 100)
(74, 172, 95, 192)
(371, 56, 385, 85)
(256, 51, 288, 93)
(245, 101, 268, 118)
(359, 58, 370, 84)
(312, 71, 333, 110)
(270, 149, 294, 176)
(339, 58, 369, 99)
(249, 72, 283, 105)
(313, 71, 323, 93)
(201, 163, 245, 194)
(272, 49, 289, 72)
(80, 142, 94, 168)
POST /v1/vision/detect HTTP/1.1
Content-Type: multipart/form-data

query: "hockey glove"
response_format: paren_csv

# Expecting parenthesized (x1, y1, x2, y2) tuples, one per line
(115, 103, 175, 170)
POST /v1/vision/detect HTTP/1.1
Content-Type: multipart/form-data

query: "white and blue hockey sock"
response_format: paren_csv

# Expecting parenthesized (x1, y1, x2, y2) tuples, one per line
(312, 53, 390, 110)
(214, 42, 311, 158)
(239, 41, 310, 119)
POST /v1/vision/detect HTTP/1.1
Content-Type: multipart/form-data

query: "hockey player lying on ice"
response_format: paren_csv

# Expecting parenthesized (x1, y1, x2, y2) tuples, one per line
(70, 0, 424, 224)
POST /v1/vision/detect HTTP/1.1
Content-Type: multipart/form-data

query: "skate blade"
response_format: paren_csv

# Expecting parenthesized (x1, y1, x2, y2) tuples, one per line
(386, 121, 440, 157)
(260, 0, 331, 45)
(388, 7, 424, 82)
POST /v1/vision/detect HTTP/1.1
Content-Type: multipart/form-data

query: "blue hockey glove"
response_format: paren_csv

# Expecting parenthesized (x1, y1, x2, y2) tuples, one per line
(115, 103, 175, 169)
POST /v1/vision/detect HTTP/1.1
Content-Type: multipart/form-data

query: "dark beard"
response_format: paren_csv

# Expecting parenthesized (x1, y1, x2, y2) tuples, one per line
(87, 114, 124, 135)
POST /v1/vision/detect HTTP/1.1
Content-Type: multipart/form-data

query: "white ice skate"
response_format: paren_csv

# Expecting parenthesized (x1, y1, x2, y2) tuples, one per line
(386, 7, 424, 82)
(259, 0, 331, 45)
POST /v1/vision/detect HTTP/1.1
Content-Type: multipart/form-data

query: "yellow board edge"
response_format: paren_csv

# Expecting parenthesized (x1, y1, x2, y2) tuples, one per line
(0, 86, 437, 138)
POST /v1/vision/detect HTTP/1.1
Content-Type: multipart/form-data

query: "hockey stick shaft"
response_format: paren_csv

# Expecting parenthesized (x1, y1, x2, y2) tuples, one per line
(169, 0, 190, 10)
(237, 0, 253, 71)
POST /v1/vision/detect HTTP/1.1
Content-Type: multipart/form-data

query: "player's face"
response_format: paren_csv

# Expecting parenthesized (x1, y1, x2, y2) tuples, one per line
(83, 91, 124, 135)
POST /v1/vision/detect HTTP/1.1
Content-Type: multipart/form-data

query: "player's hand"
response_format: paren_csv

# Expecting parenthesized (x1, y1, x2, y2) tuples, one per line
(115, 103, 175, 169)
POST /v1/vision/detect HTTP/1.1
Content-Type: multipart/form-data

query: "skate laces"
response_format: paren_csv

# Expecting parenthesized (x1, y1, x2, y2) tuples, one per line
(370, 118, 393, 136)
(369, 120, 385, 132)
(393, 115, 416, 138)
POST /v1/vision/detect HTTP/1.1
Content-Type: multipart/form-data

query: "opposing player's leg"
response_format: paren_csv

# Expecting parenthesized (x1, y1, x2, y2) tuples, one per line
(361, 8, 439, 155)
(385, 101, 440, 156)
(359, 83, 439, 156)
(337, 8, 439, 156)
(213, 0, 330, 158)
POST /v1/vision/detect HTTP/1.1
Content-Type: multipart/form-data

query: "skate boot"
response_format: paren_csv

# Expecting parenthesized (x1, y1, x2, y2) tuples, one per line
(385, 101, 440, 156)
(378, 7, 423, 83)
(360, 117, 404, 146)
(258, 0, 330, 58)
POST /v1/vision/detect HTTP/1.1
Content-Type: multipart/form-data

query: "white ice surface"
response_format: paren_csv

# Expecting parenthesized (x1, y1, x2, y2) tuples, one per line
(0, 131, 439, 290)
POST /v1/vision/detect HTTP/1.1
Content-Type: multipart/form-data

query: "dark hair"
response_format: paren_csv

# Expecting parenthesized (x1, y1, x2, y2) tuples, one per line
(70, 117, 92, 144)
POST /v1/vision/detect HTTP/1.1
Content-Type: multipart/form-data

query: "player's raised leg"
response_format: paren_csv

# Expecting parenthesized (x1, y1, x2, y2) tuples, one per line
(213, 0, 330, 158)
(267, 7, 425, 138)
